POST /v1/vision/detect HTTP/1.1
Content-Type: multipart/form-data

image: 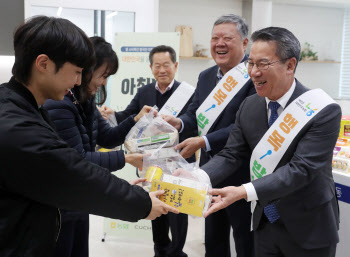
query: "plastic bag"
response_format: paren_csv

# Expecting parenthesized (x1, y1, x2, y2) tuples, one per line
(96, 107, 120, 152)
(106, 112, 118, 127)
(141, 147, 212, 218)
(125, 106, 212, 217)
(124, 106, 178, 153)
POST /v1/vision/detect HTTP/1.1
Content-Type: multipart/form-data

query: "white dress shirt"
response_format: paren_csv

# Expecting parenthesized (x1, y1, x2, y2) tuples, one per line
(155, 79, 175, 94)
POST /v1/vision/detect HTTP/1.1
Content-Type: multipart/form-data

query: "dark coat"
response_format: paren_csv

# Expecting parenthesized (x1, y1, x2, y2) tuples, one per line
(44, 87, 135, 172)
(0, 78, 151, 257)
(179, 58, 256, 187)
(202, 80, 340, 249)
(44, 87, 137, 221)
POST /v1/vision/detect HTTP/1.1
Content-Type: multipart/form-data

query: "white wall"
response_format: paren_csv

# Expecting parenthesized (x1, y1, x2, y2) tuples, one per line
(158, 0, 242, 87)
(0, 0, 158, 84)
(26, 0, 159, 32)
(159, 0, 345, 99)
(271, 3, 344, 98)
(0, 56, 15, 84)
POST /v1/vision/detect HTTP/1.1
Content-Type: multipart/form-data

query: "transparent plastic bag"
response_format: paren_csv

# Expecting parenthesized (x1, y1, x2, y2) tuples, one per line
(106, 112, 118, 127)
(124, 106, 179, 153)
(96, 107, 120, 152)
(141, 147, 212, 217)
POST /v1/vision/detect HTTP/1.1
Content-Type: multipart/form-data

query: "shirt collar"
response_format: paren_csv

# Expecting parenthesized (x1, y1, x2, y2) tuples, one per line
(265, 79, 296, 110)
(217, 55, 246, 81)
(155, 79, 175, 94)
(216, 68, 224, 81)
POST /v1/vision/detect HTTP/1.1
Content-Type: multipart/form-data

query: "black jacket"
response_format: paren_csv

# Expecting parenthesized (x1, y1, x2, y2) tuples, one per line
(44, 87, 135, 172)
(0, 77, 151, 257)
(44, 87, 137, 221)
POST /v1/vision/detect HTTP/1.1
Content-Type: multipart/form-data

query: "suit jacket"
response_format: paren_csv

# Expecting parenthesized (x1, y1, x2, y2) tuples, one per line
(115, 80, 197, 156)
(202, 80, 340, 249)
(179, 57, 256, 186)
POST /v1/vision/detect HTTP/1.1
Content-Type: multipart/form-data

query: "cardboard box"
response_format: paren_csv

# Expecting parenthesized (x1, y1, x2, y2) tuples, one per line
(151, 180, 207, 217)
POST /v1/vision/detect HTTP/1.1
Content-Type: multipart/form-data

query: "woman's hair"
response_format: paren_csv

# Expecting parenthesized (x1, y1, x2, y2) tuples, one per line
(78, 36, 119, 105)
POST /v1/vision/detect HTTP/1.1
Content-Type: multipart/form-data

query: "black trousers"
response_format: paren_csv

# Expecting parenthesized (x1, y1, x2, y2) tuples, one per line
(255, 218, 337, 257)
(152, 212, 188, 257)
(205, 199, 254, 257)
(54, 217, 89, 257)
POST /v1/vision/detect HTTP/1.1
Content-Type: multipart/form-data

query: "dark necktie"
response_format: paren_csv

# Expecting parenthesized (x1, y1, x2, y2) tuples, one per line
(268, 101, 280, 127)
(264, 101, 281, 223)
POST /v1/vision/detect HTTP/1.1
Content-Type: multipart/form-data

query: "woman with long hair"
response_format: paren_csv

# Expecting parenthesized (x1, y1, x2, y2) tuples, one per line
(44, 36, 150, 257)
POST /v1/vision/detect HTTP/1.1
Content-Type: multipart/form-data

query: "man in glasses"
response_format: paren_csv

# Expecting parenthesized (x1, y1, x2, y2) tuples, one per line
(165, 14, 255, 257)
(202, 27, 340, 257)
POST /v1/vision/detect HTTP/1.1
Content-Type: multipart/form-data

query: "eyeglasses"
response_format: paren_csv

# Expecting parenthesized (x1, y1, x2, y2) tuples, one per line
(244, 58, 288, 71)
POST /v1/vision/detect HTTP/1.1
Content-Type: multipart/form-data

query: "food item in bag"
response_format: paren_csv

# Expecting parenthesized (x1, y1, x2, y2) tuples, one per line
(125, 132, 178, 153)
(145, 165, 163, 183)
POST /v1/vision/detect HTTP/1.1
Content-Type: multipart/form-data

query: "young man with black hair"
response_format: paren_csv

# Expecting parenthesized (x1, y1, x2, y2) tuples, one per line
(0, 16, 177, 257)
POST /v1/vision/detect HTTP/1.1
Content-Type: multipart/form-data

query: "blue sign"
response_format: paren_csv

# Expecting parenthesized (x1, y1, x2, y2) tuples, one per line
(335, 182, 350, 204)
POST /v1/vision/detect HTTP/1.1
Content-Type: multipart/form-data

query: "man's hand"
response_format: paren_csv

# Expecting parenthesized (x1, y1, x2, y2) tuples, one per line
(203, 186, 247, 218)
(129, 178, 146, 185)
(146, 190, 180, 220)
(161, 115, 182, 131)
(172, 168, 198, 180)
(175, 137, 206, 159)
(134, 105, 154, 122)
(125, 153, 143, 169)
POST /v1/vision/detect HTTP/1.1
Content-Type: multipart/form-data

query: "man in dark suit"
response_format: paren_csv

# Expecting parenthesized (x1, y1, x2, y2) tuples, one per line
(102, 45, 195, 257)
(202, 27, 340, 257)
(165, 14, 255, 257)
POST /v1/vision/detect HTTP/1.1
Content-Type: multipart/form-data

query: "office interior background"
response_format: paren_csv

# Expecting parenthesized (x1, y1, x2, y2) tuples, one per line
(1, 0, 350, 256)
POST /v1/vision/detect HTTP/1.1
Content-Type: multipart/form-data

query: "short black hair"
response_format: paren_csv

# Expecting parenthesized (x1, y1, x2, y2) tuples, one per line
(251, 27, 301, 72)
(12, 15, 95, 85)
(80, 36, 119, 105)
(149, 45, 176, 65)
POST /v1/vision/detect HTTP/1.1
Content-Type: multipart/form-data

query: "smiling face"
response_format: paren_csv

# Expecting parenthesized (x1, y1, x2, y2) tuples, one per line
(248, 40, 296, 101)
(211, 23, 248, 75)
(87, 62, 109, 96)
(150, 52, 178, 90)
(43, 61, 83, 102)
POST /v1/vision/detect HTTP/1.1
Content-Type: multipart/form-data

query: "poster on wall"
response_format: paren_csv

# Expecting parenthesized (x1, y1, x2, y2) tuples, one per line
(107, 32, 180, 110)
(102, 32, 180, 242)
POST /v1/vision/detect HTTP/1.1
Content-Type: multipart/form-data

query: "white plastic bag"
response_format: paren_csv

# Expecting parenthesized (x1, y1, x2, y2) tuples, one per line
(141, 147, 212, 217)
(124, 106, 178, 153)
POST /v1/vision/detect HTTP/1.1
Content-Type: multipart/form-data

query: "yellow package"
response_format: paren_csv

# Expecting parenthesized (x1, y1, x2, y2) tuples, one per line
(151, 180, 207, 217)
(144, 166, 163, 182)
(339, 116, 350, 139)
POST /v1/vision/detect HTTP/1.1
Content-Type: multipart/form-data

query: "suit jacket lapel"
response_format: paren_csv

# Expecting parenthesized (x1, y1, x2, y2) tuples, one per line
(172, 80, 180, 92)
(148, 82, 158, 107)
(207, 56, 250, 133)
(206, 67, 218, 93)
(254, 96, 270, 142)
(285, 79, 308, 107)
